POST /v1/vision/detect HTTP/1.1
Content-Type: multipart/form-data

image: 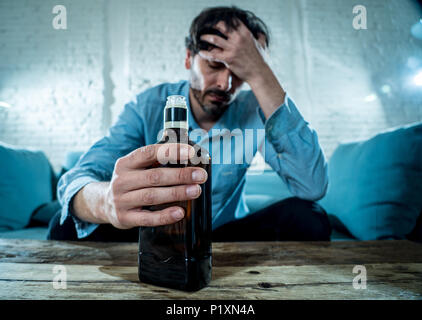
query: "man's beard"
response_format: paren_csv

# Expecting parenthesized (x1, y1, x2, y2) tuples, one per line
(191, 87, 232, 120)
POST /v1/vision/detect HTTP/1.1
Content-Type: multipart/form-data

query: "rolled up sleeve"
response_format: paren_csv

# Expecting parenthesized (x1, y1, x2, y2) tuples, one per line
(57, 101, 145, 239)
(260, 94, 329, 201)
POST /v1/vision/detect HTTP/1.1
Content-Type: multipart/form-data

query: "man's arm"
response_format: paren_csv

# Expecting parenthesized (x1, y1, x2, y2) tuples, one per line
(57, 100, 145, 238)
(259, 94, 328, 201)
(58, 101, 208, 239)
(69, 143, 206, 231)
(248, 66, 286, 120)
(198, 20, 327, 200)
(72, 181, 109, 224)
(198, 20, 286, 119)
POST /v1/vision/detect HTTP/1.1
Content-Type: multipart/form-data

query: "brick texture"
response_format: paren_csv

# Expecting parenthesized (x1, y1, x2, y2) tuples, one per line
(0, 0, 421, 171)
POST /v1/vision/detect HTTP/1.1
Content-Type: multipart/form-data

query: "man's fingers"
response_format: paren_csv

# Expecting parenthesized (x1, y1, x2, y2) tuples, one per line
(200, 34, 229, 50)
(156, 143, 193, 165)
(214, 21, 230, 36)
(121, 143, 195, 169)
(198, 50, 228, 67)
(123, 167, 208, 191)
(121, 184, 202, 209)
(124, 206, 185, 227)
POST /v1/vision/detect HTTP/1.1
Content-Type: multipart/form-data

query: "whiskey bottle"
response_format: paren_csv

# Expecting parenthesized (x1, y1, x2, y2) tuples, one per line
(138, 95, 212, 291)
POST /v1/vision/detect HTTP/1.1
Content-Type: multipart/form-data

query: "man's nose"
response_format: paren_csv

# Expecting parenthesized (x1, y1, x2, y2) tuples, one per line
(216, 69, 232, 92)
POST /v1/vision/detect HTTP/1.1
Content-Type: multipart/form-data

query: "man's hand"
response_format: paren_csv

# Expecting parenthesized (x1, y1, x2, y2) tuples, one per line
(198, 20, 269, 84)
(199, 20, 286, 119)
(103, 143, 208, 229)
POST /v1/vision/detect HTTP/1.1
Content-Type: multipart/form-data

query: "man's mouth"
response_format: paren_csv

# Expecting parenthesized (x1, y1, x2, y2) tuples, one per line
(208, 92, 229, 103)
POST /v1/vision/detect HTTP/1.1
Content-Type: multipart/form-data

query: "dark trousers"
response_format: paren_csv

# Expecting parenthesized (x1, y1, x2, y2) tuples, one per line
(47, 197, 331, 242)
(212, 197, 331, 241)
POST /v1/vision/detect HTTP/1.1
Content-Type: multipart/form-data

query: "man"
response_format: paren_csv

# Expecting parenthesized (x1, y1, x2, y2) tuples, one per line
(48, 6, 331, 242)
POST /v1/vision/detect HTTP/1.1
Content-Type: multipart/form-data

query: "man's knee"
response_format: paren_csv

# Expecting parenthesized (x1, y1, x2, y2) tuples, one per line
(273, 197, 332, 241)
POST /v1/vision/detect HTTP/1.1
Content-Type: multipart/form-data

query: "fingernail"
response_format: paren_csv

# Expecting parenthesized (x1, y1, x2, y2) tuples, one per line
(192, 170, 206, 182)
(172, 209, 184, 219)
(186, 185, 199, 197)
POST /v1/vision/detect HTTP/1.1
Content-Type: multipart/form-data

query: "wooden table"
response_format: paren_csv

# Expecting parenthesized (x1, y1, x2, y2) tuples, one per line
(0, 239, 421, 299)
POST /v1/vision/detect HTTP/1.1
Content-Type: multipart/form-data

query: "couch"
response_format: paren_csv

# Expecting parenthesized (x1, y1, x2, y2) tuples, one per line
(1, 122, 421, 241)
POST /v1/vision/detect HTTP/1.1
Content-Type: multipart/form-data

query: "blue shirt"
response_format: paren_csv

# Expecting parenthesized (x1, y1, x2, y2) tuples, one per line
(57, 80, 328, 239)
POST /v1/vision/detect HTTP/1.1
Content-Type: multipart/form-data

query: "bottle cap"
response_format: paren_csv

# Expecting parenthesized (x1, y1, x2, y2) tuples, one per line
(164, 95, 188, 130)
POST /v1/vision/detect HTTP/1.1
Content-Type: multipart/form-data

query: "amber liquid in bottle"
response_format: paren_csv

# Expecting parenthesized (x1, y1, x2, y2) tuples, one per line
(138, 95, 212, 291)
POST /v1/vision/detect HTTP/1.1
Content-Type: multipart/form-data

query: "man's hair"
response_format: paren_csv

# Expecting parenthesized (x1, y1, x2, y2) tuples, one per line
(185, 6, 270, 54)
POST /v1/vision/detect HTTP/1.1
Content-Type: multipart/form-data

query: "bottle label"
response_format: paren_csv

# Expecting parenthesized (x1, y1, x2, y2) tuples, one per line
(165, 107, 187, 122)
(164, 121, 188, 130)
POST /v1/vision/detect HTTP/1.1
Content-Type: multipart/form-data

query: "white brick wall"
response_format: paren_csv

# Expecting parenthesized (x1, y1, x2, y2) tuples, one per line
(0, 0, 106, 171)
(0, 0, 421, 171)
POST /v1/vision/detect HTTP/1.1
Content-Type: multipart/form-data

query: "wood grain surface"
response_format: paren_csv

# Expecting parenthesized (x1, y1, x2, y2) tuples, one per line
(0, 239, 421, 299)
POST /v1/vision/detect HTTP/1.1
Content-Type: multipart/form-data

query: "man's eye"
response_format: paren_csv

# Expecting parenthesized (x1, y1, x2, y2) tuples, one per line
(208, 62, 224, 69)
